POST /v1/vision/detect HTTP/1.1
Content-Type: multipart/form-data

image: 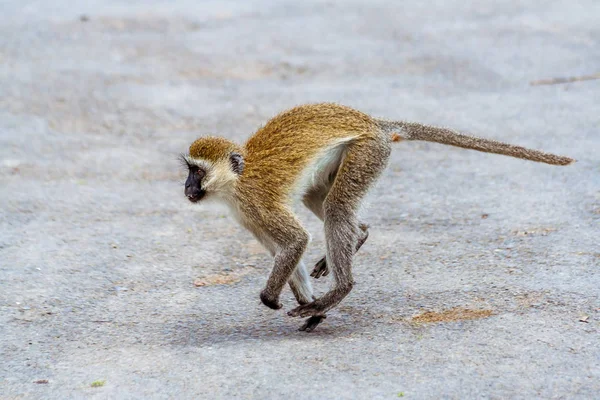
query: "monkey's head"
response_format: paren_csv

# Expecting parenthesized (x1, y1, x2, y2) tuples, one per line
(180, 136, 245, 203)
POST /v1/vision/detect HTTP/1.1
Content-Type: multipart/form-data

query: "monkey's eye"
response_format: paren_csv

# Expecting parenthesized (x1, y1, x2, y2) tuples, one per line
(197, 169, 206, 179)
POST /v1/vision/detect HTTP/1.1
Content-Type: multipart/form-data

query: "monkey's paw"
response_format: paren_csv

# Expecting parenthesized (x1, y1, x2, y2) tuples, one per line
(287, 301, 326, 318)
(310, 257, 329, 279)
(260, 290, 282, 310)
(298, 315, 326, 332)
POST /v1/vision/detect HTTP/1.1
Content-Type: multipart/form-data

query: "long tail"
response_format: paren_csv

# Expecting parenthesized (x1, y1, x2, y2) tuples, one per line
(378, 120, 575, 166)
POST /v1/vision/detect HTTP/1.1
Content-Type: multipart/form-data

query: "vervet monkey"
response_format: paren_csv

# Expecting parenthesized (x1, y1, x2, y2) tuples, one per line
(180, 103, 574, 332)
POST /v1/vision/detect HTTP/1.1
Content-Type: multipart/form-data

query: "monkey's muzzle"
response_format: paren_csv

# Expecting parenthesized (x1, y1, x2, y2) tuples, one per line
(185, 189, 205, 203)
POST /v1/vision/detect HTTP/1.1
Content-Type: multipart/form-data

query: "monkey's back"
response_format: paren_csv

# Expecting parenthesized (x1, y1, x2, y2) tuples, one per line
(237, 103, 379, 208)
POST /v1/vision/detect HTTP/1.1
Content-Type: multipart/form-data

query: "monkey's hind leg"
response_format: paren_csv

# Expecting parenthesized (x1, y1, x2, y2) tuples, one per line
(302, 186, 369, 279)
(288, 138, 391, 320)
(312, 223, 369, 279)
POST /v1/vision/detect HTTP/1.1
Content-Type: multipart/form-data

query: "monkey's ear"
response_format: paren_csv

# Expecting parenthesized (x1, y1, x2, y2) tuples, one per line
(230, 152, 245, 175)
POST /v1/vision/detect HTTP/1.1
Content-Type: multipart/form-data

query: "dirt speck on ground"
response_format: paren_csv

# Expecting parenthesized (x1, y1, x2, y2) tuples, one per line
(193, 265, 257, 286)
(411, 308, 494, 324)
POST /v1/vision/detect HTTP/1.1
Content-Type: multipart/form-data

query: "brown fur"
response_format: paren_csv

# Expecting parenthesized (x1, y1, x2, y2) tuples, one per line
(183, 103, 574, 331)
(189, 136, 243, 162)
(240, 104, 378, 208)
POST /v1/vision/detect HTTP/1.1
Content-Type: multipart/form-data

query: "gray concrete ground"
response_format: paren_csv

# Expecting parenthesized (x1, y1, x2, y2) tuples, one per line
(1, 1, 598, 398)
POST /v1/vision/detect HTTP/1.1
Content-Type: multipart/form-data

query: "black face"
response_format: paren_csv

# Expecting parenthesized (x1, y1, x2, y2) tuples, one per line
(184, 166, 206, 203)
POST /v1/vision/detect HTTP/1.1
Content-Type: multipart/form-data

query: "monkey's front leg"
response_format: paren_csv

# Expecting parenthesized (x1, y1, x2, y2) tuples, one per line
(260, 232, 309, 310)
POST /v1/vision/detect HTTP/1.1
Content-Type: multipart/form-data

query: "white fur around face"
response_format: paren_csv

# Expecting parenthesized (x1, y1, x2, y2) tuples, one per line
(184, 155, 238, 200)
(204, 159, 238, 196)
(183, 154, 210, 169)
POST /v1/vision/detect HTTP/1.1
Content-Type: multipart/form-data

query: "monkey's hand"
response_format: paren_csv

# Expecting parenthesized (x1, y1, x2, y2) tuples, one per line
(310, 257, 330, 279)
(298, 315, 326, 332)
(260, 290, 282, 310)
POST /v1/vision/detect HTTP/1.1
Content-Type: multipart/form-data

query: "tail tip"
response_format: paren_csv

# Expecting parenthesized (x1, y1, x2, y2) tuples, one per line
(560, 157, 576, 166)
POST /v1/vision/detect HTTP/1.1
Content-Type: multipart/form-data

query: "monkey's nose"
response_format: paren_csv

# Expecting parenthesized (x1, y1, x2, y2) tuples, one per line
(186, 189, 205, 202)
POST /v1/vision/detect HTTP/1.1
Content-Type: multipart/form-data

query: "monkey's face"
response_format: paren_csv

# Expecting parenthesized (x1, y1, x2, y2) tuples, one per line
(184, 166, 206, 203)
(180, 152, 244, 203)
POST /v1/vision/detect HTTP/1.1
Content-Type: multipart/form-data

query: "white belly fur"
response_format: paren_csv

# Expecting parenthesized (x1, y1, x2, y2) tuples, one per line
(294, 137, 353, 199)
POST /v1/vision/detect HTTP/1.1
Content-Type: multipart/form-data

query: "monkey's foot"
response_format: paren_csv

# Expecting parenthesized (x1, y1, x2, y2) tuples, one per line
(310, 257, 329, 279)
(287, 301, 326, 318)
(260, 290, 282, 310)
(299, 315, 326, 332)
